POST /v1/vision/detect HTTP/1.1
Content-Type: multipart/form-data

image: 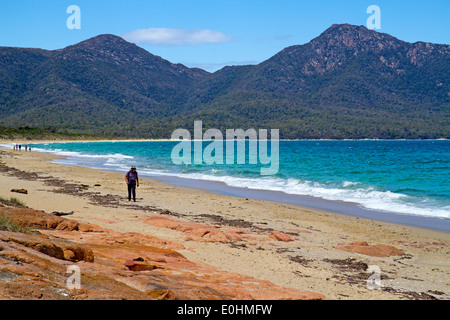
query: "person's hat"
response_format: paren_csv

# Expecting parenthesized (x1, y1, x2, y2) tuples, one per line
(131, 166, 136, 169)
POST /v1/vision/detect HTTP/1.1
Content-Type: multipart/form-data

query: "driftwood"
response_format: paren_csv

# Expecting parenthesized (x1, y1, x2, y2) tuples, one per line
(11, 189, 28, 194)
(50, 211, 75, 216)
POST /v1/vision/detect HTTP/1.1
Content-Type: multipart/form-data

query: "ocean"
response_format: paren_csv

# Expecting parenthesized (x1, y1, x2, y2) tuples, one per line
(5, 140, 449, 228)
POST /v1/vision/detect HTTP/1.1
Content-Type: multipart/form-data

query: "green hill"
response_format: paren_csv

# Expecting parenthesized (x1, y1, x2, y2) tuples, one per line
(0, 24, 448, 139)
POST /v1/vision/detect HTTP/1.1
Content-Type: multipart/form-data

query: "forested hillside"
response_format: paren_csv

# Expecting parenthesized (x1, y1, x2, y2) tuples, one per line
(0, 24, 448, 139)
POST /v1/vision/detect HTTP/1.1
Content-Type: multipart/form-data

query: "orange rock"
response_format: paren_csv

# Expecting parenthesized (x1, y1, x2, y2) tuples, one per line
(145, 216, 180, 229)
(0, 231, 94, 262)
(0, 231, 64, 260)
(1, 206, 327, 300)
(0, 207, 62, 229)
(63, 249, 77, 261)
(336, 241, 405, 257)
(56, 219, 79, 231)
(0, 206, 103, 233)
(78, 222, 104, 232)
(61, 244, 94, 262)
(143, 216, 252, 243)
(33, 240, 65, 260)
(124, 260, 160, 271)
(145, 289, 176, 300)
(267, 232, 298, 242)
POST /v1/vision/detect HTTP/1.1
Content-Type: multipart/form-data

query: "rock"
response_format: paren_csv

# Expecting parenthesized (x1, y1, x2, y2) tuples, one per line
(77, 222, 103, 232)
(145, 289, 176, 300)
(46, 217, 64, 229)
(0, 231, 65, 260)
(146, 216, 181, 229)
(0, 205, 327, 300)
(124, 260, 160, 271)
(55, 219, 79, 231)
(63, 249, 77, 261)
(10, 189, 28, 194)
(60, 244, 94, 262)
(336, 241, 405, 257)
(267, 231, 298, 242)
(0, 207, 84, 231)
(143, 216, 253, 243)
(0, 231, 94, 262)
(33, 240, 65, 260)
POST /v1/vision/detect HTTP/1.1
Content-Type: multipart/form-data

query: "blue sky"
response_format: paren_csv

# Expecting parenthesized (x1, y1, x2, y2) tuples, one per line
(0, 0, 449, 72)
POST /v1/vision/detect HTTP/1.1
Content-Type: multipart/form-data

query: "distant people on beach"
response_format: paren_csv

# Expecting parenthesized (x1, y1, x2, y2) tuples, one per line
(125, 166, 139, 202)
(13, 144, 31, 151)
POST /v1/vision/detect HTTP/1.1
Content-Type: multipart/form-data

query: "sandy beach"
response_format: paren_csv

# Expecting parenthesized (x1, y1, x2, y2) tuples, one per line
(0, 145, 449, 300)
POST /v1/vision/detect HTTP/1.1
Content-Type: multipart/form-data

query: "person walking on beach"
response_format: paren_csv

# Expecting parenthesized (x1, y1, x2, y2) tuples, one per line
(125, 166, 139, 202)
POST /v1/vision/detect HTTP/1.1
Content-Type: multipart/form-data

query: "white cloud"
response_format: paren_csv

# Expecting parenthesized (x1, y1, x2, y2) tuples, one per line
(122, 28, 233, 46)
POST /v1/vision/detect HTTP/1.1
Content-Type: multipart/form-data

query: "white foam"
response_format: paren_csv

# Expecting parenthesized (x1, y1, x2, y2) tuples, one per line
(28, 146, 133, 160)
(342, 181, 360, 188)
(0, 143, 16, 149)
(136, 169, 450, 219)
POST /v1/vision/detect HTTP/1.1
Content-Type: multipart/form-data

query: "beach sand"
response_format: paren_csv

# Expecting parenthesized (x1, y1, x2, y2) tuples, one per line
(0, 146, 449, 300)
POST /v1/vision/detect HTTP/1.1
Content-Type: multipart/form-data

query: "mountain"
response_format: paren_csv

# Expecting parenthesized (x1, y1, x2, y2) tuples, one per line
(0, 35, 207, 136)
(186, 24, 449, 138)
(0, 24, 449, 139)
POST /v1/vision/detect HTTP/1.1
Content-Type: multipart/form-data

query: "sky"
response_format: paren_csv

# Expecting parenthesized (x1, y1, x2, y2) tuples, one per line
(0, 0, 449, 72)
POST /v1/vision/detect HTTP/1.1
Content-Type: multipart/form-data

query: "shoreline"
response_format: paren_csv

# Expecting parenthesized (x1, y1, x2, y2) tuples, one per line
(0, 146, 449, 299)
(1, 140, 448, 233)
(136, 174, 450, 233)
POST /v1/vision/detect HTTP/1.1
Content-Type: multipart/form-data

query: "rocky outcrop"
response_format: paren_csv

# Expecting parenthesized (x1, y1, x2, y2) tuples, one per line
(336, 241, 405, 257)
(0, 206, 326, 300)
(143, 216, 304, 244)
(0, 206, 102, 232)
(0, 231, 94, 262)
(142, 216, 254, 243)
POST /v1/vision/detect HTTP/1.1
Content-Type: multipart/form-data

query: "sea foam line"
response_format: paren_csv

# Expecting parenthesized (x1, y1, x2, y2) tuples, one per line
(135, 168, 450, 220)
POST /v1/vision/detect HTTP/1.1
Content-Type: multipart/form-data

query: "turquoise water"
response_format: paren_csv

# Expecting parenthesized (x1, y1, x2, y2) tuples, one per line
(14, 140, 450, 220)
